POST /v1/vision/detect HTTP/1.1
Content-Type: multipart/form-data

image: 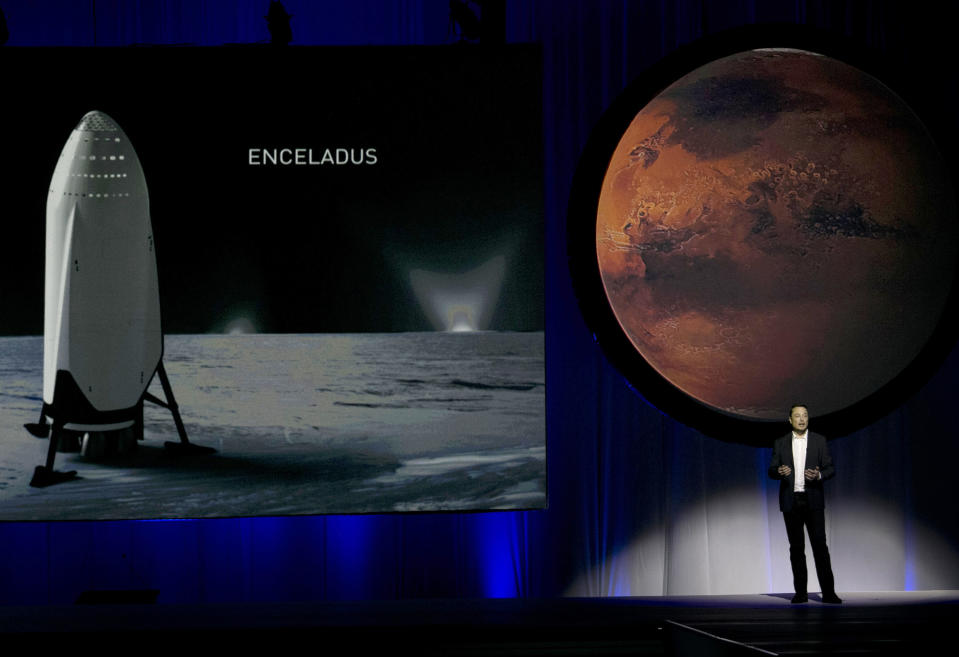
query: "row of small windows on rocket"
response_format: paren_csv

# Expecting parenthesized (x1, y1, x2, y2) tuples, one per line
(77, 154, 126, 161)
(51, 191, 134, 198)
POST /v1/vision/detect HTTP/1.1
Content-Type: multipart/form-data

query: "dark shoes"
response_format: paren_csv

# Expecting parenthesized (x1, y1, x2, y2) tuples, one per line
(791, 592, 842, 604)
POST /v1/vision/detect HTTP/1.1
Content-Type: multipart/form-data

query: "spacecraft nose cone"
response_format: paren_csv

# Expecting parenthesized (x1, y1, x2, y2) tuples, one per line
(75, 110, 120, 133)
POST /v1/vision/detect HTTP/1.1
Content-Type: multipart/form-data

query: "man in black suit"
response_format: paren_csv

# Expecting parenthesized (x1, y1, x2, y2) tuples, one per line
(768, 404, 842, 604)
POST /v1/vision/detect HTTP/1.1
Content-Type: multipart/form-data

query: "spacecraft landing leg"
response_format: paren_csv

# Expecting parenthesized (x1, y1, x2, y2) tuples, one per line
(144, 361, 216, 456)
(29, 419, 79, 488)
(24, 410, 50, 438)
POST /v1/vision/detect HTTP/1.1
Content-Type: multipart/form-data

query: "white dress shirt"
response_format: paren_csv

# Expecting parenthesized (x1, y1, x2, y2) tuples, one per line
(792, 431, 807, 492)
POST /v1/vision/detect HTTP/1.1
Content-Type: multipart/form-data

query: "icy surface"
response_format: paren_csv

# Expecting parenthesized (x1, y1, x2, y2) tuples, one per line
(0, 332, 545, 520)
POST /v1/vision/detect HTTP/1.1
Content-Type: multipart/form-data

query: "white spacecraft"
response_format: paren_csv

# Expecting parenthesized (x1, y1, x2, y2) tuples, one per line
(25, 110, 212, 487)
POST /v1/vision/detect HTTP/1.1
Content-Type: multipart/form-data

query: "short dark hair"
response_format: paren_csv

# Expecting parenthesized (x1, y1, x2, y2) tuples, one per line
(789, 403, 808, 416)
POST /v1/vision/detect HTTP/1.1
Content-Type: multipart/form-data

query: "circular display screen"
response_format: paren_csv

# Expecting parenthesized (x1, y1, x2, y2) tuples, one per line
(574, 42, 958, 437)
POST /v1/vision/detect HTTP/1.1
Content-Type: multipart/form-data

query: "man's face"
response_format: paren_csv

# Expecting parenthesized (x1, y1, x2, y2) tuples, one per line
(789, 406, 809, 434)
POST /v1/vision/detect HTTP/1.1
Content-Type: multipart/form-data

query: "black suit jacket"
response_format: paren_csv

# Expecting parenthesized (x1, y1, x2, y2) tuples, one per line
(768, 432, 834, 512)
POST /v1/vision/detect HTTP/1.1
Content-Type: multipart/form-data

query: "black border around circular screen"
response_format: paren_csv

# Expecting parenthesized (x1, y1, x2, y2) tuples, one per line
(567, 24, 959, 445)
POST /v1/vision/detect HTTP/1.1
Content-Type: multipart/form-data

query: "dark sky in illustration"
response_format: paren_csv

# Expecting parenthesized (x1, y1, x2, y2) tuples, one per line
(0, 46, 543, 334)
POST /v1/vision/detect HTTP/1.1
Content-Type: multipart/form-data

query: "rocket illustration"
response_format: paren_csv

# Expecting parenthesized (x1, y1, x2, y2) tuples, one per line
(25, 110, 211, 487)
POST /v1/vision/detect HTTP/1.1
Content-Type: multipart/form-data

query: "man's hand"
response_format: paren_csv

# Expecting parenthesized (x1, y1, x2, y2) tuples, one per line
(804, 466, 820, 481)
(777, 465, 792, 477)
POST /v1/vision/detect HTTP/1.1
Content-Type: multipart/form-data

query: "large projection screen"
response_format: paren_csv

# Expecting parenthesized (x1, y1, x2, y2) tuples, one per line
(566, 30, 959, 444)
(0, 46, 545, 520)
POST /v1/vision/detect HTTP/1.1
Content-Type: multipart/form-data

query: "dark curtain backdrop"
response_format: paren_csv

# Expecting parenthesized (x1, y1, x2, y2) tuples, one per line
(2, 0, 958, 603)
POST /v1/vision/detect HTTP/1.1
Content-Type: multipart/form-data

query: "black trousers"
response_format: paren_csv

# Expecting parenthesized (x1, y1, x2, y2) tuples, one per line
(783, 492, 836, 595)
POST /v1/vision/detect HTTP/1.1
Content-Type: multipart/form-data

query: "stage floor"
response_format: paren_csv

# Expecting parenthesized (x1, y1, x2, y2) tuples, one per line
(1, 591, 956, 655)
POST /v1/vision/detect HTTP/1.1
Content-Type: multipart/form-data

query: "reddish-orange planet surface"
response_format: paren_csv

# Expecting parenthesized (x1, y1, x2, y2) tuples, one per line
(597, 49, 957, 420)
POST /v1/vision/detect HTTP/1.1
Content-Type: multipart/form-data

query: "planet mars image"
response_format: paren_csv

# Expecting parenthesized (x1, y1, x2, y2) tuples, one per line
(596, 49, 957, 420)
